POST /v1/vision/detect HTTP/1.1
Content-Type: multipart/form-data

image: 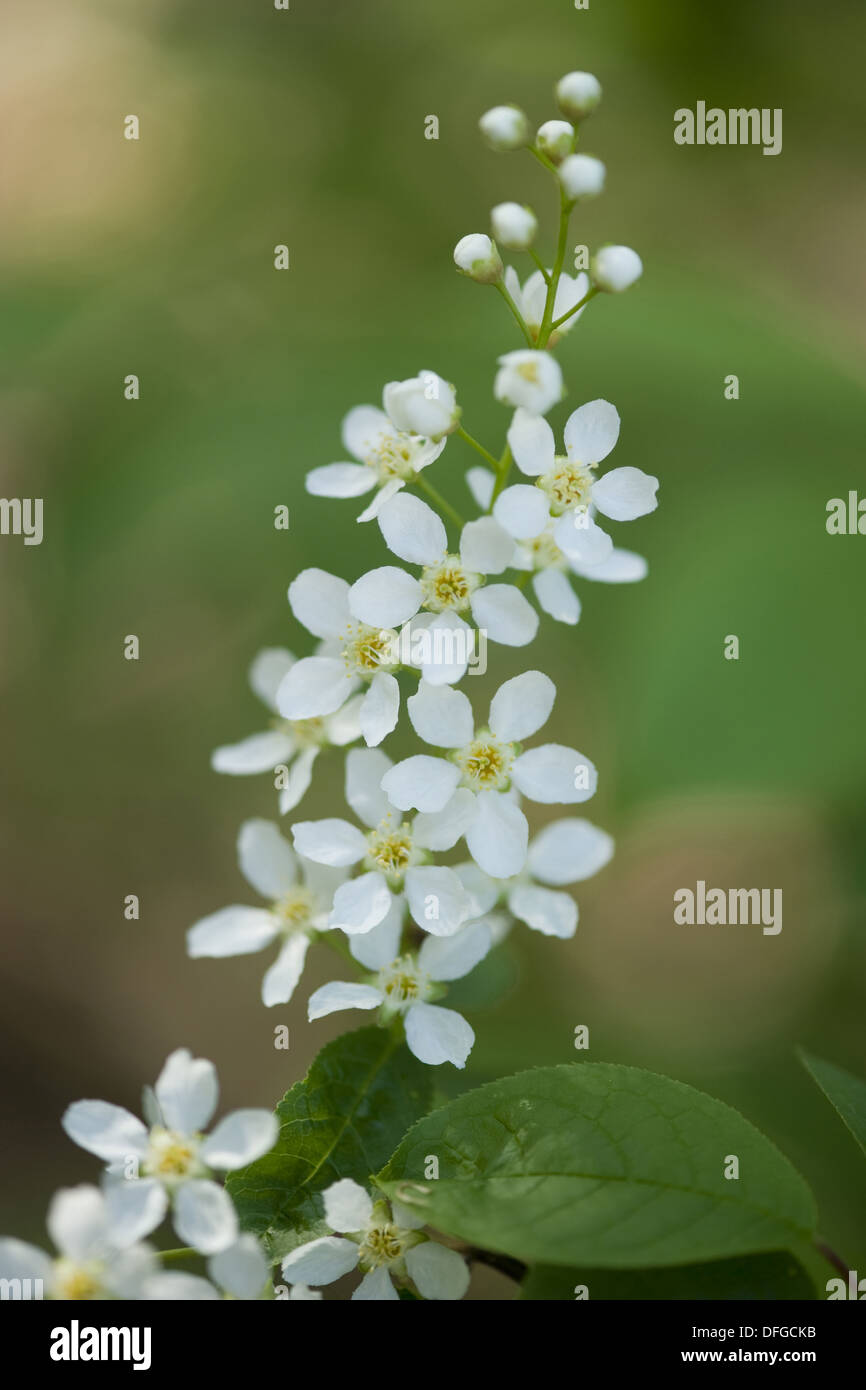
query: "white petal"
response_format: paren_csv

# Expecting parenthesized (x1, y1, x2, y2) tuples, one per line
(465, 790, 528, 877)
(305, 462, 376, 498)
(506, 408, 556, 476)
(488, 669, 555, 742)
(287, 569, 351, 638)
(563, 398, 620, 465)
(470, 584, 539, 647)
(277, 746, 319, 815)
(508, 883, 577, 938)
(47, 1185, 109, 1262)
(465, 466, 495, 509)
(342, 403, 394, 461)
(405, 1002, 474, 1069)
(173, 1180, 238, 1255)
(492, 483, 549, 540)
(552, 270, 590, 326)
(378, 492, 446, 566)
(533, 568, 581, 624)
(208, 1235, 269, 1300)
(360, 671, 400, 748)
(322, 1179, 373, 1233)
(61, 1102, 148, 1163)
(553, 511, 613, 567)
(381, 755, 460, 813)
(325, 693, 365, 745)
(277, 657, 360, 720)
(200, 1110, 278, 1171)
(418, 919, 492, 982)
(453, 861, 500, 916)
(0, 1238, 53, 1287)
(328, 873, 391, 934)
(357, 476, 404, 523)
(291, 818, 367, 866)
(407, 681, 474, 748)
(142, 1271, 220, 1300)
(404, 865, 471, 937)
(351, 1267, 399, 1300)
(459, 517, 515, 575)
(249, 647, 295, 711)
(405, 1241, 470, 1300)
(187, 906, 279, 960)
(102, 1242, 158, 1299)
(418, 611, 471, 686)
(568, 546, 648, 582)
(349, 566, 422, 627)
(512, 744, 598, 803)
(412, 788, 478, 852)
(211, 729, 295, 775)
(345, 746, 394, 827)
(528, 818, 615, 884)
(238, 818, 296, 899)
(592, 466, 659, 521)
(282, 1236, 359, 1286)
(262, 934, 311, 1007)
(104, 1178, 168, 1246)
(349, 894, 404, 969)
(155, 1049, 218, 1135)
(308, 980, 384, 1020)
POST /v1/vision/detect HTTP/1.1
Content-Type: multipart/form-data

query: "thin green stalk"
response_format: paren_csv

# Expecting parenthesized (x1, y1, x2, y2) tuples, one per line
(494, 280, 534, 347)
(457, 426, 500, 470)
(489, 444, 513, 506)
(414, 473, 465, 528)
(527, 249, 551, 285)
(536, 190, 572, 349)
(159, 1247, 197, 1264)
(551, 284, 599, 332)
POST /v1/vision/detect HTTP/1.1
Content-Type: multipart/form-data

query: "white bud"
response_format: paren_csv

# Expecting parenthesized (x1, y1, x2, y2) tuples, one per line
(535, 119, 574, 164)
(494, 350, 563, 416)
(490, 203, 538, 251)
(453, 233, 503, 284)
(592, 245, 643, 293)
(383, 370, 459, 440)
(479, 104, 531, 152)
(556, 71, 602, 121)
(559, 153, 606, 202)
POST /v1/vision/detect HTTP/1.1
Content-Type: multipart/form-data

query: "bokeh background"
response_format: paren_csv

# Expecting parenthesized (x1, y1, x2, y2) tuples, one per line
(1, 0, 865, 1290)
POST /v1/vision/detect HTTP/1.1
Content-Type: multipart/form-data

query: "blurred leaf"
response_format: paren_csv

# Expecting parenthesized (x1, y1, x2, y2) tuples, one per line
(376, 1062, 817, 1268)
(798, 1049, 866, 1160)
(521, 1252, 817, 1301)
(226, 1026, 433, 1260)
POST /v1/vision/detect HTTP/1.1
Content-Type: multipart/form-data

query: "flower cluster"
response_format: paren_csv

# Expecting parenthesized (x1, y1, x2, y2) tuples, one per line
(0, 69, 656, 1303)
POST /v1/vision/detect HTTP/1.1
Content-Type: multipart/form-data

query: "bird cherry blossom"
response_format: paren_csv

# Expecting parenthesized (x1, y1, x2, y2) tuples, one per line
(282, 1179, 470, 1299)
(494, 348, 563, 414)
(139, 1234, 275, 1301)
(503, 266, 590, 345)
(305, 400, 448, 524)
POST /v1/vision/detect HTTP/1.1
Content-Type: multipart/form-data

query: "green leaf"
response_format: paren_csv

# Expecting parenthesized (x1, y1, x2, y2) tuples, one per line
(227, 1026, 433, 1260)
(376, 1062, 817, 1268)
(798, 1048, 866, 1159)
(521, 1253, 817, 1301)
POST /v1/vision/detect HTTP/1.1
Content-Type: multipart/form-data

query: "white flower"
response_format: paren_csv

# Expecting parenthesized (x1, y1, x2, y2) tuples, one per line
(499, 403, 658, 568)
(211, 648, 363, 815)
(306, 401, 448, 523)
(277, 569, 402, 744)
(453, 233, 502, 284)
(291, 748, 472, 938)
(381, 672, 598, 878)
(559, 153, 606, 201)
(0, 1185, 156, 1300)
(502, 266, 590, 344)
(556, 71, 602, 121)
(61, 1050, 278, 1256)
(490, 202, 537, 251)
(479, 104, 531, 151)
(349, 492, 538, 662)
(383, 370, 459, 441)
(535, 118, 574, 163)
(139, 1234, 272, 1301)
(494, 349, 563, 415)
(187, 820, 344, 1006)
(593, 244, 643, 292)
(308, 919, 491, 1071)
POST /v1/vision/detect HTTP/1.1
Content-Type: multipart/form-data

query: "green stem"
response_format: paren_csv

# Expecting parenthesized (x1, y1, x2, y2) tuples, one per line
(529, 146, 558, 176)
(527, 249, 551, 285)
(414, 473, 465, 528)
(159, 1247, 197, 1264)
(489, 444, 513, 507)
(494, 280, 534, 347)
(551, 285, 599, 332)
(536, 189, 572, 349)
(457, 426, 500, 471)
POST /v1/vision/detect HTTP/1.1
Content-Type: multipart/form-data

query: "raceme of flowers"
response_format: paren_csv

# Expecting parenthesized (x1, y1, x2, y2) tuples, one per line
(0, 71, 657, 1302)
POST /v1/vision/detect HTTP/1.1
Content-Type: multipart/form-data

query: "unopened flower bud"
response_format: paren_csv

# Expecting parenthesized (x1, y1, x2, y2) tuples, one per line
(556, 71, 602, 121)
(383, 370, 460, 440)
(592, 244, 643, 292)
(559, 153, 606, 202)
(479, 104, 531, 152)
(535, 119, 575, 164)
(490, 203, 538, 251)
(453, 233, 503, 284)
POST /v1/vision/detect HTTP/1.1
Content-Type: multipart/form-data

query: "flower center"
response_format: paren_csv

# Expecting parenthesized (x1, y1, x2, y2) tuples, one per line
(377, 954, 429, 1011)
(342, 623, 397, 675)
(286, 716, 326, 747)
(455, 734, 514, 791)
(539, 458, 596, 514)
(53, 1258, 104, 1301)
(419, 557, 478, 613)
(367, 432, 417, 481)
(526, 530, 564, 569)
(366, 820, 415, 878)
(358, 1222, 410, 1270)
(144, 1127, 200, 1180)
(273, 886, 317, 931)
(516, 359, 540, 384)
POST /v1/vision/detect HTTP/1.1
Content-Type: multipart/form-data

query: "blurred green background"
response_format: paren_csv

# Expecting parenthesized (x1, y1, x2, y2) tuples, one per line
(1, 0, 865, 1292)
